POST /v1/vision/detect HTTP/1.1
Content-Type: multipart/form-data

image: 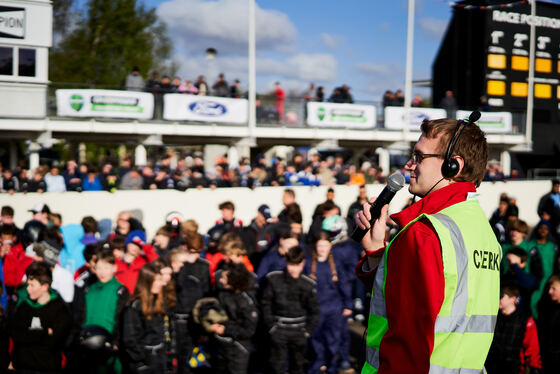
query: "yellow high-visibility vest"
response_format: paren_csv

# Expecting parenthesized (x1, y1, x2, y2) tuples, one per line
(363, 199, 501, 374)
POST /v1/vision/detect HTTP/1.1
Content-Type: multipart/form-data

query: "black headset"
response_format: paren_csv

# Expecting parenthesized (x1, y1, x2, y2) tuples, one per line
(441, 110, 481, 179)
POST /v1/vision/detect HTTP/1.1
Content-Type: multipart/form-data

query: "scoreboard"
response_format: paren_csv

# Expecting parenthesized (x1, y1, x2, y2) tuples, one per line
(485, 3, 560, 112)
(432, 0, 560, 122)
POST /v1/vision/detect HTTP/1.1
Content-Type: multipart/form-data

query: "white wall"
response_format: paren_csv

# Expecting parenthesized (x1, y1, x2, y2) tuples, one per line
(0, 180, 551, 239)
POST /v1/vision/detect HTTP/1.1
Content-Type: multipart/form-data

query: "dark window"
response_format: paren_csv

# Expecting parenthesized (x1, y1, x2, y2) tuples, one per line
(18, 48, 35, 77)
(0, 47, 13, 75)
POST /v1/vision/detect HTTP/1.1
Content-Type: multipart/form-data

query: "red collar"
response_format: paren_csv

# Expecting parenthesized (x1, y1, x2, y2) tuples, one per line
(391, 182, 477, 228)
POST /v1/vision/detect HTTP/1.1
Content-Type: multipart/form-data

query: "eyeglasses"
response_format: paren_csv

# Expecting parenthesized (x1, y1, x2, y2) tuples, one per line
(410, 152, 442, 164)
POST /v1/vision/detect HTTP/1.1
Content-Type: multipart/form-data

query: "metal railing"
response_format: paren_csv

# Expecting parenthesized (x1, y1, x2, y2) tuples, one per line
(527, 168, 560, 180)
(43, 82, 527, 134)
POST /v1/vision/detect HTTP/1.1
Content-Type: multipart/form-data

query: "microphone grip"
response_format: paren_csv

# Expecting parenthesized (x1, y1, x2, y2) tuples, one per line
(350, 190, 395, 243)
(351, 225, 370, 243)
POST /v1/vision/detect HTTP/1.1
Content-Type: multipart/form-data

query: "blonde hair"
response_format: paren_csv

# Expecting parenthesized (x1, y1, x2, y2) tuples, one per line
(223, 240, 247, 257)
(218, 232, 244, 254)
(181, 219, 199, 236)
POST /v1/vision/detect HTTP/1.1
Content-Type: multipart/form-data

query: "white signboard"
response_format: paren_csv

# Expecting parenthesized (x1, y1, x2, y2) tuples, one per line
(306, 102, 376, 128)
(456, 110, 512, 133)
(0, 2, 51, 47)
(56, 89, 154, 119)
(0, 6, 24, 39)
(383, 106, 447, 130)
(163, 94, 248, 124)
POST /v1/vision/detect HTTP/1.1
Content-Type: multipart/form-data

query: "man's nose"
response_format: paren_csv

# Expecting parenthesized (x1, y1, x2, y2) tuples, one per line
(405, 159, 415, 171)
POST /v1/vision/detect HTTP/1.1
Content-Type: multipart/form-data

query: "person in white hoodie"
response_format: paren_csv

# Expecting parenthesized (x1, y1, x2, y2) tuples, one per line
(44, 166, 67, 193)
(27, 230, 75, 303)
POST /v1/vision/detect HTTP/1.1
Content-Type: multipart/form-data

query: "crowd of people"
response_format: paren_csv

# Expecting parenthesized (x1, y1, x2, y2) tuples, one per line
(381, 89, 426, 108)
(301, 83, 354, 105)
(485, 179, 560, 373)
(125, 68, 243, 100)
(0, 152, 390, 194)
(0, 184, 369, 373)
(0, 150, 524, 195)
(123, 68, 363, 123)
(125, 69, 353, 106)
(0, 175, 558, 373)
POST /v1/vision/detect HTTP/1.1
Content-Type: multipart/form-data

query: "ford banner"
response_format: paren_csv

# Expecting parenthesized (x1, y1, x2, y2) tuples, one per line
(163, 94, 248, 124)
(383, 106, 447, 130)
(56, 89, 154, 119)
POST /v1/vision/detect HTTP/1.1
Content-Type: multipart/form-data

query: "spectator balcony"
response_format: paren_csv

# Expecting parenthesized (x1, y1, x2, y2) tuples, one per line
(0, 82, 528, 154)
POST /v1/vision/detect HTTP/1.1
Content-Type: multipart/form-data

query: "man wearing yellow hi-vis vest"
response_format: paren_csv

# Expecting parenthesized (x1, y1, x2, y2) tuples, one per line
(355, 114, 501, 374)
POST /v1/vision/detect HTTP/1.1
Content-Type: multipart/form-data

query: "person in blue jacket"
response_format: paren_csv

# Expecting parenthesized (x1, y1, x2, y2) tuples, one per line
(82, 167, 103, 191)
(256, 230, 299, 282)
(304, 231, 352, 374)
(322, 215, 361, 372)
(0, 266, 6, 311)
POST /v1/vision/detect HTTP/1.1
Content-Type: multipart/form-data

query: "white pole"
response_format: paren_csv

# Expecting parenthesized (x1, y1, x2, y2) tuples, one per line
(525, 0, 536, 149)
(403, 0, 415, 146)
(248, 0, 256, 142)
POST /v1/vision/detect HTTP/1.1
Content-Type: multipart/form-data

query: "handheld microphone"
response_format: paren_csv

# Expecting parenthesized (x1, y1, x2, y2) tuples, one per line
(351, 172, 406, 243)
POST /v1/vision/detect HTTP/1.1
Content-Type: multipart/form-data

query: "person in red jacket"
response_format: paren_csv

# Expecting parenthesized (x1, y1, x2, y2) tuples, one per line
(355, 115, 498, 373)
(1, 225, 32, 295)
(274, 81, 286, 122)
(115, 230, 158, 293)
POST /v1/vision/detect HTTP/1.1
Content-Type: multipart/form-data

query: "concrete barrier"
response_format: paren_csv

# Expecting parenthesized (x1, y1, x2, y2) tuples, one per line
(0, 180, 550, 238)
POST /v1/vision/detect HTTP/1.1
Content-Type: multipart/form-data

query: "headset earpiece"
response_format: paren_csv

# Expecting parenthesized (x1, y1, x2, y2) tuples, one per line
(441, 158, 460, 178)
(441, 120, 463, 179)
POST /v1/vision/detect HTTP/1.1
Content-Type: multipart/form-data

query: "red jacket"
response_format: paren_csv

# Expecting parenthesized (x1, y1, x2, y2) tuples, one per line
(205, 252, 254, 285)
(115, 244, 158, 294)
(356, 182, 477, 373)
(73, 264, 88, 281)
(3, 243, 33, 289)
(520, 317, 541, 372)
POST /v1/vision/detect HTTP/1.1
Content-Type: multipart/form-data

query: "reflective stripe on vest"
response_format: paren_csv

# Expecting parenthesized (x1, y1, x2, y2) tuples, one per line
(363, 254, 387, 373)
(362, 200, 500, 374)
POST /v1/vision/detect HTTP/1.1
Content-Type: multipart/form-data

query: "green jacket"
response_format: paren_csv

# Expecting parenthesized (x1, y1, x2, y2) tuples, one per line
(83, 277, 128, 335)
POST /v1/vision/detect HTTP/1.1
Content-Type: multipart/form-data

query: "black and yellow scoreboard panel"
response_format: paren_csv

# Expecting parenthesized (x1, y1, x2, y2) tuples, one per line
(484, 2, 560, 111)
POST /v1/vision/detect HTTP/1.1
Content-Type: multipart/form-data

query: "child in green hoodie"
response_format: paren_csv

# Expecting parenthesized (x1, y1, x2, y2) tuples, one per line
(8, 261, 71, 373)
(70, 249, 129, 373)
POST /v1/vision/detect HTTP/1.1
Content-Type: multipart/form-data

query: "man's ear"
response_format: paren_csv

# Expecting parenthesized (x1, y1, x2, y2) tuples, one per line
(453, 156, 465, 177)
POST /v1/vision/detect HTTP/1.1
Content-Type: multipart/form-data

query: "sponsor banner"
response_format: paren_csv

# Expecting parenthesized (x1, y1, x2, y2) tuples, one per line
(306, 102, 376, 128)
(163, 94, 248, 124)
(56, 89, 154, 119)
(383, 106, 447, 130)
(456, 110, 512, 133)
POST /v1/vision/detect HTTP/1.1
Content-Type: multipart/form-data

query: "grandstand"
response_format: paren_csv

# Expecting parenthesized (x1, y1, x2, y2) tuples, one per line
(0, 0, 528, 178)
(1, 2, 560, 373)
